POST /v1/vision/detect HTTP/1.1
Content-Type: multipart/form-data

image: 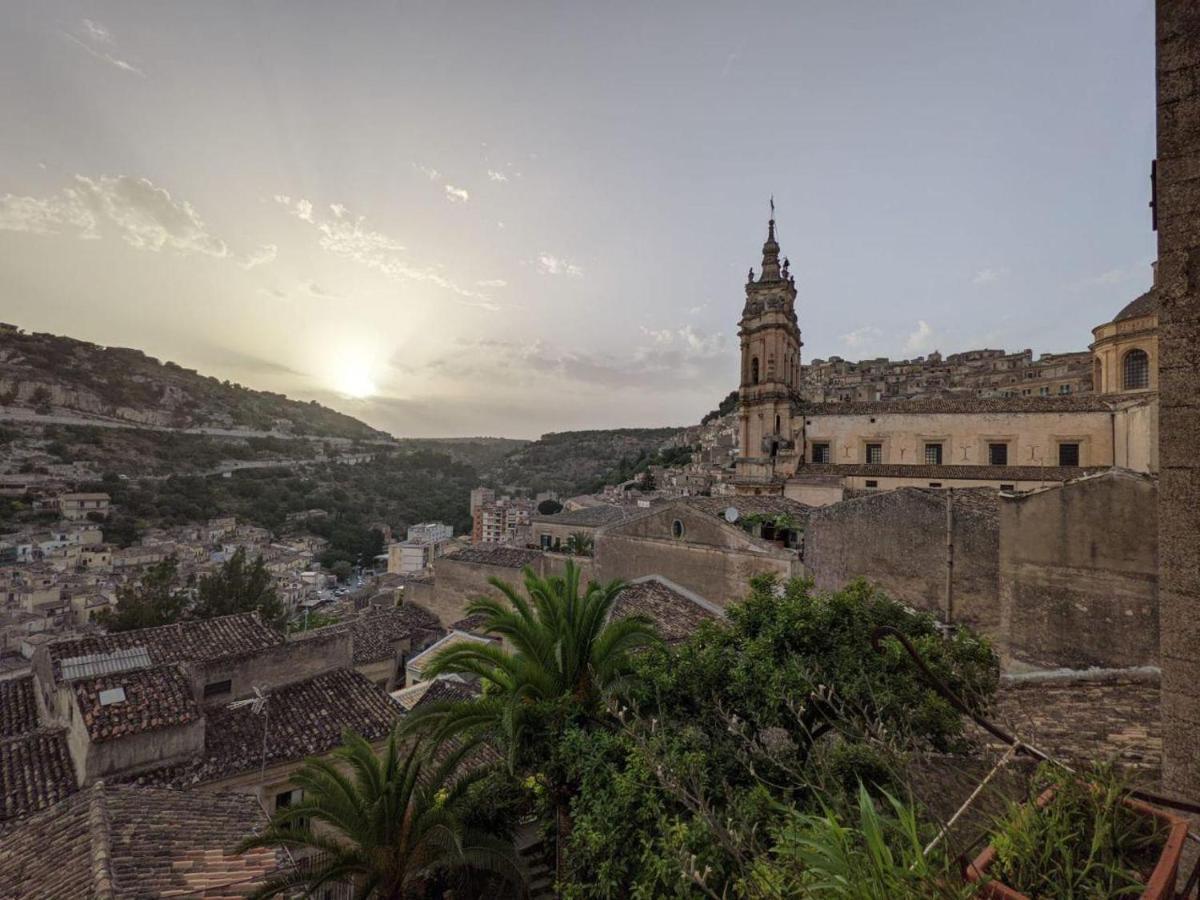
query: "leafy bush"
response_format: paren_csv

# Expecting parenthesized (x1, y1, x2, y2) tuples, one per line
(986, 764, 1166, 898)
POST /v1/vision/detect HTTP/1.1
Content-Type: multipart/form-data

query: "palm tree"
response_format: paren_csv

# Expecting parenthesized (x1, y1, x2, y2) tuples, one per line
(405, 560, 657, 758)
(239, 729, 524, 899)
(402, 560, 659, 883)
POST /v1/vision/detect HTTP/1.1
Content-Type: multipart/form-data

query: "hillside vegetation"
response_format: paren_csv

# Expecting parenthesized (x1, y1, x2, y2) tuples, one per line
(485, 427, 685, 496)
(0, 326, 387, 439)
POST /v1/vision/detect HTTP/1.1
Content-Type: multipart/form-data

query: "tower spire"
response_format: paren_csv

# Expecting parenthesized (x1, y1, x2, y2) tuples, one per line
(760, 196, 782, 281)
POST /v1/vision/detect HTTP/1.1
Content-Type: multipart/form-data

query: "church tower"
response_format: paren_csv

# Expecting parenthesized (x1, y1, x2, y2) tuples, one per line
(735, 210, 804, 492)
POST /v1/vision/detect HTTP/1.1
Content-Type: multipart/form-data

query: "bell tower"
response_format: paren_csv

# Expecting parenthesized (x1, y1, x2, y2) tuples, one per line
(735, 208, 804, 492)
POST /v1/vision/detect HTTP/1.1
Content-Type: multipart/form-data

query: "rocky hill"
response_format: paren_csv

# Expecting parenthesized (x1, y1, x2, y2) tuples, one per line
(0, 325, 388, 440)
(484, 427, 687, 496)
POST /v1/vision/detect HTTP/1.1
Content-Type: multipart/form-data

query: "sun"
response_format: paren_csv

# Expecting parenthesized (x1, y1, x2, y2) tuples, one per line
(334, 359, 377, 399)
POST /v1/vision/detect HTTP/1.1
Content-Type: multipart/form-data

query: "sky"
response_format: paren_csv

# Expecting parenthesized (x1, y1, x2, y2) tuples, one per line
(0, 1, 1157, 439)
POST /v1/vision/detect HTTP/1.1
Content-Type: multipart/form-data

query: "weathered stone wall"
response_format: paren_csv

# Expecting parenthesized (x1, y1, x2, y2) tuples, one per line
(804, 489, 1000, 633)
(430, 557, 540, 626)
(1113, 400, 1159, 473)
(190, 630, 352, 705)
(1156, 0, 1200, 794)
(595, 506, 798, 608)
(999, 473, 1158, 670)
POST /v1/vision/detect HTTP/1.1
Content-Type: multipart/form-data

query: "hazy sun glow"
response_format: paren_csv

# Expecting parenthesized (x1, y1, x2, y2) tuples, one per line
(334, 359, 377, 398)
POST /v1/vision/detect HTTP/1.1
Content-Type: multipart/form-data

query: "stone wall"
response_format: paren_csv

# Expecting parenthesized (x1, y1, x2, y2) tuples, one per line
(804, 488, 1000, 633)
(1156, 0, 1200, 794)
(430, 558, 537, 626)
(190, 630, 352, 706)
(999, 472, 1158, 670)
(595, 505, 798, 608)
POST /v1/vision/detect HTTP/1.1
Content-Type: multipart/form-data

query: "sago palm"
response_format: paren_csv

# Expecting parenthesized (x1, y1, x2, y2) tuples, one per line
(403, 560, 658, 765)
(238, 729, 524, 899)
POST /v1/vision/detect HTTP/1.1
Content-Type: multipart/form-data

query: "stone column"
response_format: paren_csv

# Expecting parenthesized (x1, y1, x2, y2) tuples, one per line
(1157, 0, 1200, 796)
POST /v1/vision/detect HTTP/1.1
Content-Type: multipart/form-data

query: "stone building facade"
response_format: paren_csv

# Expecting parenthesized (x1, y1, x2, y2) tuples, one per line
(1155, 0, 1200, 796)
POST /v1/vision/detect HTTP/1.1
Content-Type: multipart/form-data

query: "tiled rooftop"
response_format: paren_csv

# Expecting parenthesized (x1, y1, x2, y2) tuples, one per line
(123, 668, 400, 788)
(47, 613, 284, 681)
(293, 603, 444, 664)
(0, 730, 77, 823)
(443, 544, 543, 568)
(530, 504, 639, 527)
(72, 664, 201, 744)
(685, 495, 813, 522)
(0, 782, 281, 899)
(611, 577, 720, 644)
(0, 677, 38, 740)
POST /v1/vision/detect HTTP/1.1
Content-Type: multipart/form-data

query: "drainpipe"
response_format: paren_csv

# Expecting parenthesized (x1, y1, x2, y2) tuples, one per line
(945, 488, 954, 625)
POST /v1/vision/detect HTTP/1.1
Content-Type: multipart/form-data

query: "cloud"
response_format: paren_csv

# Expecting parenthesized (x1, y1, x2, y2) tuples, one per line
(240, 243, 278, 269)
(74, 175, 227, 256)
(444, 184, 469, 203)
(1, 175, 228, 258)
(840, 325, 883, 352)
(476, 278, 508, 288)
(63, 19, 145, 77)
(413, 164, 441, 181)
(536, 253, 583, 277)
(971, 267, 1008, 285)
(300, 280, 341, 299)
(275, 195, 499, 309)
(487, 169, 509, 182)
(903, 320, 937, 355)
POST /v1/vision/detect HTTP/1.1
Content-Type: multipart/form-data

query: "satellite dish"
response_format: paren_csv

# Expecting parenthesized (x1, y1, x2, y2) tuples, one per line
(724, 506, 740, 523)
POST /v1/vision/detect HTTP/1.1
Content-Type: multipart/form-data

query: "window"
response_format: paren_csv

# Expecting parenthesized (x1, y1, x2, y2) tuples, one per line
(750, 357, 760, 384)
(865, 443, 883, 465)
(1122, 349, 1149, 390)
(1000, 484, 1015, 491)
(1058, 443, 1080, 467)
(275, 788, 304, 811)
(774, 414, 781, 434)
(923, 443, 943, 465)
(988, 443, 1008, 466)
(811, 442, 831, 464)
(1094, 359, 1103, 391)
(1059, 384, 1071, 395)
(671, 519, 684, 539)
(1039, 386, 1050, 396)
(203, 679, 232, 698)
(928, 482, 942, 488)
(539, 534, 552, 549)
(864, 480, 878, 488)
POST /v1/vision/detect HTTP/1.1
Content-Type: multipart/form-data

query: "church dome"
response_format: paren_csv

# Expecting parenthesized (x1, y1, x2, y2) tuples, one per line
(1112, 288, 1159, 323)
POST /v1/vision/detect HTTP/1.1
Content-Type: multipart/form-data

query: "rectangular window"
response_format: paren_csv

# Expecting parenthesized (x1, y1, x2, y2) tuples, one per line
(1039, 386, 1050, 396)
(924, 443, 943, 465)
(928, 482, 942, 488)
(811, 442, 831, 464)
(988, 443, 1008, 466)
(864, 479, 878, 488)
(203, 679, 232, 698)
(865, 443, 883, 465)
(1000, 484, 1015, 491)
(1058, 443, 1080, 466)
(1058, 384, 1071, 394)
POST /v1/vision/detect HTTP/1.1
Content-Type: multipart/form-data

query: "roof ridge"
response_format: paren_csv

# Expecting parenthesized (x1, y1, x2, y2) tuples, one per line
(87, 781, 116, 900)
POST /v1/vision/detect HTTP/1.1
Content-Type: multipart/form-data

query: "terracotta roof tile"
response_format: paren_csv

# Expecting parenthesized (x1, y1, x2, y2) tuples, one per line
(0, 729, 77, 823)
(48, 613, 284, 681)
(0, 676, 38, 740)
(0, 782, 282, 898)
(123, 668, 400, 788)
(72, 664, 201, 743)
(611, 578, 719, 644)
(444, 544, 543, 568)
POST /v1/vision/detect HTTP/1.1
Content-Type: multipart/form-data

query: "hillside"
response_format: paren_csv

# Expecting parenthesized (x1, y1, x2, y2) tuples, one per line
(484, 427, 686, 496)
(0, 325, 388, 440)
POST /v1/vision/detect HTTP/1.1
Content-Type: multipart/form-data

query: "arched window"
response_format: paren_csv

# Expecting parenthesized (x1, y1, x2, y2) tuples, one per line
(1122, 349, 1149, 390)
(671, 519, 684, 539)
(774, 414, 781, 434)
(750, 357, 759, 384)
